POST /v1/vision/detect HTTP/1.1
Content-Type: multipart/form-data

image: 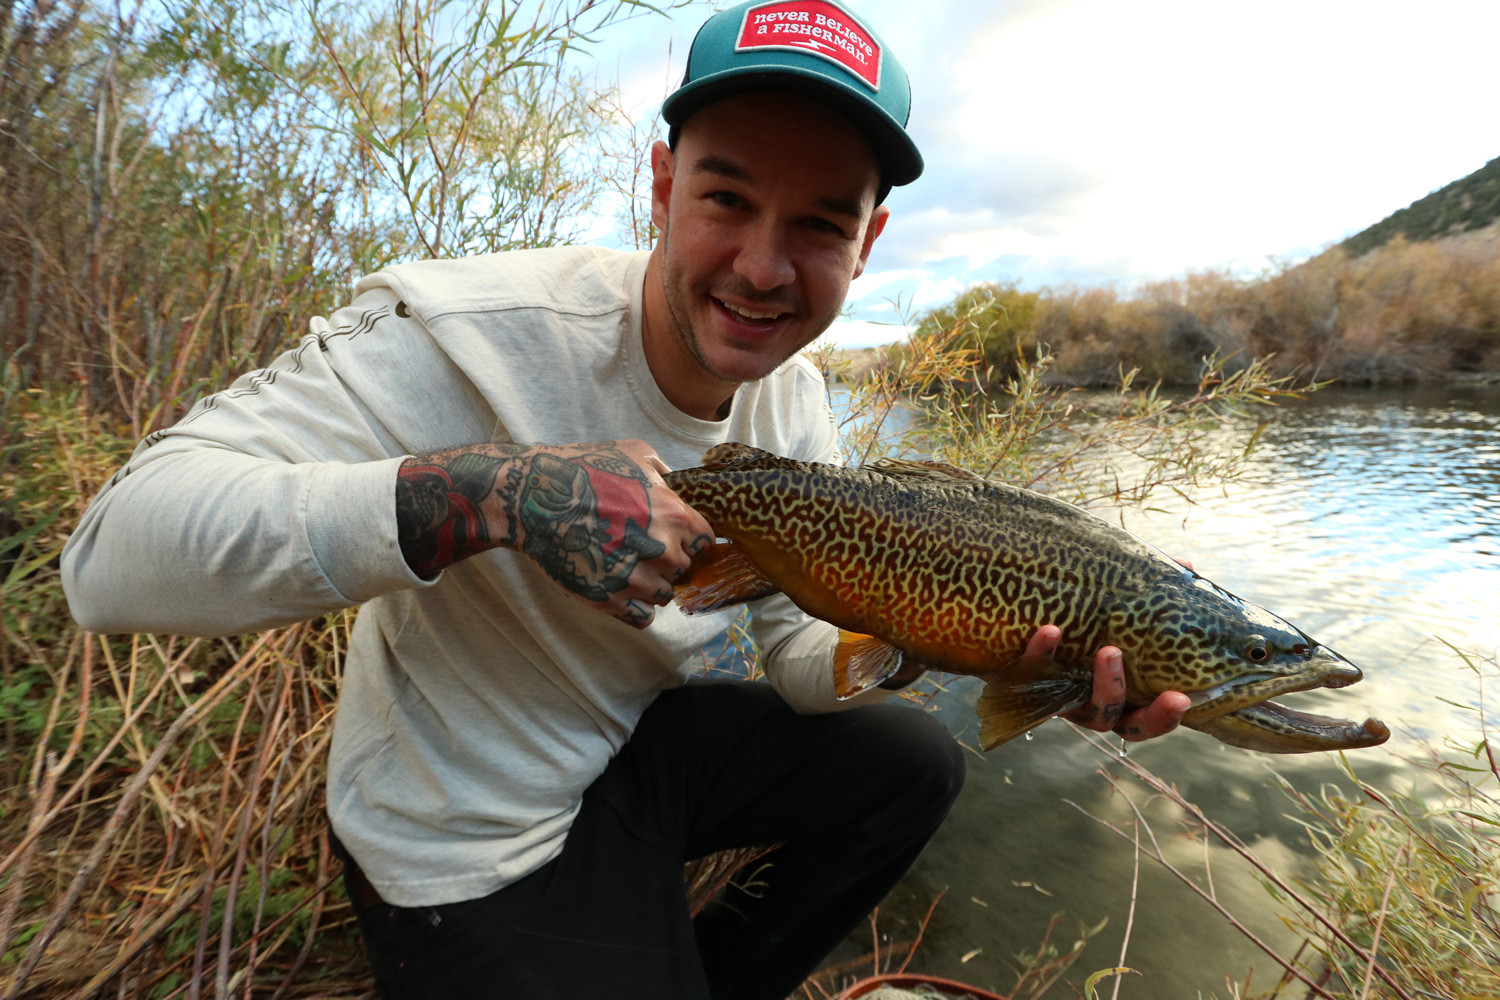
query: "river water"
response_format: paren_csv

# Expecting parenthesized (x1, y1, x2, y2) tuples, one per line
(819, 382, 1500, 997)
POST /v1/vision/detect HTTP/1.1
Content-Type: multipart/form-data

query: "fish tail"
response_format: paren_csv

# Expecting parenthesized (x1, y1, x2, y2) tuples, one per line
(976, 654, 1091, 750)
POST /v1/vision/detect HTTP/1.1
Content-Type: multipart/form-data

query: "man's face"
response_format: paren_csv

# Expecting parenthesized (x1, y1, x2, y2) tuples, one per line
(647, 91, 889, 392)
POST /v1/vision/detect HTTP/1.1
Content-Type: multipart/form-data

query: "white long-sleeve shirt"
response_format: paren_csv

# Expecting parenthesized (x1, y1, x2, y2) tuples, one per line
(62, 245, 879, 906)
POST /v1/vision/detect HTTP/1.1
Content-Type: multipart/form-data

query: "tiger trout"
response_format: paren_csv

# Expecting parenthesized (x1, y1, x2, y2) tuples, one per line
(663, 443, 1390, 754)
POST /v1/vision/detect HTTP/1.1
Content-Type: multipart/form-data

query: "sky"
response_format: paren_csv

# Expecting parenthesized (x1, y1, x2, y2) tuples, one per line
(587, 0, 1500, 346)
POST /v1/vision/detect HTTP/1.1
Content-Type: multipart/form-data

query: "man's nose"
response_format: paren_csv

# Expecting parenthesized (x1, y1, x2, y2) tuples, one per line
(734, 222, 795, 291)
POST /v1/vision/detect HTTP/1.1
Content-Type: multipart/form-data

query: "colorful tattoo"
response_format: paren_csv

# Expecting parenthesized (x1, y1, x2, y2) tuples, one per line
(396, 444, 667, 606)
(516, 449, 665, 601)
(396, 450, 516, 575)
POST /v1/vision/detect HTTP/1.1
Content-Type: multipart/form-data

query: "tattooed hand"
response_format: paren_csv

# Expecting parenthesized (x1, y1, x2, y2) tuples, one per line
(1013, 625, 1190, 742)
(396, 439, 714, 629)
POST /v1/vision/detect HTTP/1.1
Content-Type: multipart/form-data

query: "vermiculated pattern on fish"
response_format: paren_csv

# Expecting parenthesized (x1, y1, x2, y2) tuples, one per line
(665, 443, 1389, 753)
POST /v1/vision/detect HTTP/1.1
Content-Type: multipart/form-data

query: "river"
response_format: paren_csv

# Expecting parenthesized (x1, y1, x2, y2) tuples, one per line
(815, 382, 1500, 997)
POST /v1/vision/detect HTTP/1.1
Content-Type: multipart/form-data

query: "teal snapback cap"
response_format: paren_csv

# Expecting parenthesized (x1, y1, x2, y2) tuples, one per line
(662, 0, 923, 195)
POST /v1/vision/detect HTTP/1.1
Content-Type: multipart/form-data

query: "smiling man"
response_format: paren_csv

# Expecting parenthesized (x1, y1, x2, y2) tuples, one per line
(62, 2, 1185, 998)
(645, 91, 889, 408)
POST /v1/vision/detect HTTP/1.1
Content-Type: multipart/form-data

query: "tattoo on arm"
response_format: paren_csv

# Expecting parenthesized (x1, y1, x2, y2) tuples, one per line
(397, 449, 523, 576)
(515, 448, 665, 601)
(396, 443, 667, 603)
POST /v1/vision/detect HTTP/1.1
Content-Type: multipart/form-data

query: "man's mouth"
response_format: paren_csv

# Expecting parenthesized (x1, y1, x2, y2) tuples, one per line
(716, 297, 790, 325)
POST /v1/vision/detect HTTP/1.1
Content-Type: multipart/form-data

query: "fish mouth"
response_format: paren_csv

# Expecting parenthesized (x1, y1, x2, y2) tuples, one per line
(1192, 701, 1391, 753)
(1180, 649, 1389, 753)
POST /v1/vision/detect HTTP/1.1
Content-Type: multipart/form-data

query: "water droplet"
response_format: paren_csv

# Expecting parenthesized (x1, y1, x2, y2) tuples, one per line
(1024, 731, 1034, 741)
(1118, 740, 1128, 757)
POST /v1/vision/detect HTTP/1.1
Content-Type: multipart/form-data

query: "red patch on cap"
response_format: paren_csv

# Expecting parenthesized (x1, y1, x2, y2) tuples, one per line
(736, 1, 881, 92)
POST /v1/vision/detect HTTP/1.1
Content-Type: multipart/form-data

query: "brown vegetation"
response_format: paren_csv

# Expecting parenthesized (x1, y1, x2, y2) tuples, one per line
(0, 0, 638, 433)
(4, 2, 1493, 997)
(915, 227, 1500, 388)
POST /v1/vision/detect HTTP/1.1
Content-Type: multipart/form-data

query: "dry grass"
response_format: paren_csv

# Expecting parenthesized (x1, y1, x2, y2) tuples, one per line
(910, 229, 1500, 389)
(1064, 650, 1500, 1000)
(2, 327, 1305, 996)
(1, 393, 367, 997)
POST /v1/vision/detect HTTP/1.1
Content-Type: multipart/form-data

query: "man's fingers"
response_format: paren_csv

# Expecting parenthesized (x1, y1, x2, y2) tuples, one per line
(1115, 691, 1191, 742)
(1023, 624, 1061, 658)
(1072, 646, 1126, 731)
(618, 599, 655, 630)
(1029, 621, 1190, 740)
(639, 451, 672, 479)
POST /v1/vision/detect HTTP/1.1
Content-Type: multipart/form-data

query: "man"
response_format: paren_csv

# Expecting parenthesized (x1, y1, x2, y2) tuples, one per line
(63, 2, 1189, 997)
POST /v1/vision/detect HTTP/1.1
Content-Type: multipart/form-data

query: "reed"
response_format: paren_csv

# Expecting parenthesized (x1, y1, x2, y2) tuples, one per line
(1064, 648, 1499, 1000)
(8, 1, 1462, 995)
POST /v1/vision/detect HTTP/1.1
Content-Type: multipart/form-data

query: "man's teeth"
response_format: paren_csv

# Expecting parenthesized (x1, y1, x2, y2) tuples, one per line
(721, 300, 783, 321)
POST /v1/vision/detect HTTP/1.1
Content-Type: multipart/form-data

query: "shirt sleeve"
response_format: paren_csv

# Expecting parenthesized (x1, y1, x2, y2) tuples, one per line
(61, 290, 435, 636)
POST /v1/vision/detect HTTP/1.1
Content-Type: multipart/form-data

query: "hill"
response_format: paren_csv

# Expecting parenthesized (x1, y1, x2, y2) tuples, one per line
(1340, 155, 1500, 257)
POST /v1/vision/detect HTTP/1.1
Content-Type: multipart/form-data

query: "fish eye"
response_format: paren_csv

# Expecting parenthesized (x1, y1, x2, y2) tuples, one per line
(1244, 637, 1270, 663)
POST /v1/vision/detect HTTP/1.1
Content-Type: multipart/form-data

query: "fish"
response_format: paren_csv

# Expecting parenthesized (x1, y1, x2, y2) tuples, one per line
(663, 443, 1390, 754)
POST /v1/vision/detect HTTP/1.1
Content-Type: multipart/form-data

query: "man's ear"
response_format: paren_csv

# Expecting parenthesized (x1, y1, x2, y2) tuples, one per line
(650, 140, 674, 233)
(852, 204, 891, 280)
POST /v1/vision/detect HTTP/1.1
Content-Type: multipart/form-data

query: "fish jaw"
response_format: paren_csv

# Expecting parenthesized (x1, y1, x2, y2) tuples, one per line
(1190, 702, 1391, 753)
(1175, 644, 1390, 752)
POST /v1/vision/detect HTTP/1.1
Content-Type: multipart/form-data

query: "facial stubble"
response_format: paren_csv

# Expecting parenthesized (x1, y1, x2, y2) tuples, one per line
(657, 222, 846, 388)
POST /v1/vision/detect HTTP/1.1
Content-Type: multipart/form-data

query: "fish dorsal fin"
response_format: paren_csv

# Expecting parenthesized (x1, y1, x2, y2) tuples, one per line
(674, 541, 781, 614)
(975, 653, 1092, 750)
(866, 457, 987, 486)
(833, 630, 905, 699)
(700, 442, 779, 470)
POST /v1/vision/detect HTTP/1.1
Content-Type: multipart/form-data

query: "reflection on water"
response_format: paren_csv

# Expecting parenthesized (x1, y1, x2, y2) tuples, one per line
(1116, 384, 1499, 745)
(828, 383, 1500, 997)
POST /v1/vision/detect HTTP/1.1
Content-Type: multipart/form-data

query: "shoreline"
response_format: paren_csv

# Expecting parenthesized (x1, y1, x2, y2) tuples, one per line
(813, 344, 1500, 388)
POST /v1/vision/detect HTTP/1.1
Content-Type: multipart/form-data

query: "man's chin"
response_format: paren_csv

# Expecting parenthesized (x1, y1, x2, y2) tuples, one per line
(696, 336, 817, 384)
(696, 352, 785, 385)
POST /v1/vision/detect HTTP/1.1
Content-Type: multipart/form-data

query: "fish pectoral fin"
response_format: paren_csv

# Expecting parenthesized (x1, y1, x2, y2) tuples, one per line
(833, 631, 905, 700)
(673, 541, 780, 614)
(866, 456, 988, 485)
(975, 654, 1091, 751)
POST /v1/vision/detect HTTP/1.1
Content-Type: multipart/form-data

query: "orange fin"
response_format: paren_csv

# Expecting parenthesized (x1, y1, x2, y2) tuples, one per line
(833, 630, 904, 700)
(674, 541, 781, 614)
(975, 654, 1091, 750)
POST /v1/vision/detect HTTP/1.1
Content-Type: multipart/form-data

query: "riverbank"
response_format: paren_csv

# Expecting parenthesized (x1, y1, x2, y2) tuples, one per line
(4, 381, 1496, 997)
(894, 223, 1500, 390)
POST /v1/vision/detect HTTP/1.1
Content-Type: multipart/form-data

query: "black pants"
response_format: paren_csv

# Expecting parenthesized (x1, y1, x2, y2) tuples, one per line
(338, 680, 965, 1000)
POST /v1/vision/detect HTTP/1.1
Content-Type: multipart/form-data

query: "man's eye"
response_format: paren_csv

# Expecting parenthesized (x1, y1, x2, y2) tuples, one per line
(709, 191, 743, 209)
(806, 217, 846, 237)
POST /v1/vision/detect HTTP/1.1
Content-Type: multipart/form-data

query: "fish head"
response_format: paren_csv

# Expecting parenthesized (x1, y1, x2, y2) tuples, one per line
(1123, 578, 1388, 753)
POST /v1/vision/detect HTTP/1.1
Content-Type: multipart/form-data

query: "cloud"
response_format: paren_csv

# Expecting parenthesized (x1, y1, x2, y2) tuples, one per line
(818, 317, 911, 349)
(595, 0, 1500, 317)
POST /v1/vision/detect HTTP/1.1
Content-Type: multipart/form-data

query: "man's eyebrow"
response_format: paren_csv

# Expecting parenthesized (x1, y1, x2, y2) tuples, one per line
(814, 195, 864, 220)
(691, 155, 752, 182)
(691, 154, 866, 220)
